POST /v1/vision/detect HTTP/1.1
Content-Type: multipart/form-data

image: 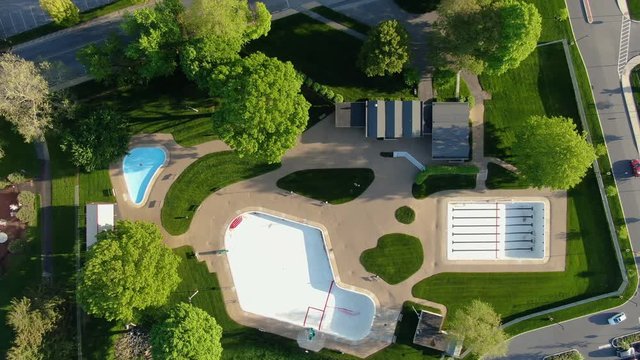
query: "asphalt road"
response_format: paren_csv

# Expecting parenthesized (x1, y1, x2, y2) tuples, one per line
(502, 1, 640, 359)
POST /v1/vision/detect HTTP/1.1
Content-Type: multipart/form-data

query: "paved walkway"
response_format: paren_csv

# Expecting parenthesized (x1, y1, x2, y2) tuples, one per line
(34, 140, 52, 280)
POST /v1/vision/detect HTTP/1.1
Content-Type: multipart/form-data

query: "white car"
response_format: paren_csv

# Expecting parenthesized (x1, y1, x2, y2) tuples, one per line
(608, 312, 627, 325)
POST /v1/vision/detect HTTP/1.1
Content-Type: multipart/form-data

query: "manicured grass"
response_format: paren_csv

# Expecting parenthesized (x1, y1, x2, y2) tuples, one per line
(433, 68, 475, 108)
(485, 162, 527, 189)
(413, 171, 620, 324)
(0, 0, 143, 49)
(276, 168, 374, 204)
(392, 0, 440, 14)
(246, 13, 414, 101)
(631, 66, 640, 112)
(412, 174, 476, 199)
(395, 206, 415, 224)
(70, 75, 217, 147)
(360, 233, 423, 284)
(309, 6, 371, 35)
(161, 151, 280, 235)
(0, 120, 39, 180)
(629, 0, 640, 21)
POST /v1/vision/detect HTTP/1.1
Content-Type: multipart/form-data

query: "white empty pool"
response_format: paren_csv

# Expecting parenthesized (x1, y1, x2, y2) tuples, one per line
(447, 201, 546, 260)
(224, 212, 375, 341)
(122, 147, 167, 206)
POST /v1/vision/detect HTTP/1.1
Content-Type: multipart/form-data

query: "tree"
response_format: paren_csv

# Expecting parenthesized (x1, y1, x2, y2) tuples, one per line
(358, 20, 410, 77)
(0, 53, 52, 143)
(180, 0, 270, 84)
(6, 296, 62, 360)
(209, 53, 310, 163)
(511, 115, 595, 190)
(121, 0, 185, 82)
(447, 300, 508, 359)
(435, 0, 541, 74)
(39, 0, 79, 27)
(77, 34, 141, 87)
(150, 303, 223, 360)
(60, 108, 130, 172)
(78, 220, 181, 322)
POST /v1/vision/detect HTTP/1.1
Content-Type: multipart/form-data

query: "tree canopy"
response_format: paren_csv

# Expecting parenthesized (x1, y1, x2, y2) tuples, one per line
(511, 115, 595, 190)
(60, 108, 131, 172)
(39, 0, 80, 27)
(0, 53, 52, 143)
(447, 299, 508, 359)
(435, 0, 541, 74)
(358, 20, 410, 77)
(6, 296, 64, 360)
(209, 53, 310, 163)
(150, 303, 223, 360)
(78, 220, 181, 322)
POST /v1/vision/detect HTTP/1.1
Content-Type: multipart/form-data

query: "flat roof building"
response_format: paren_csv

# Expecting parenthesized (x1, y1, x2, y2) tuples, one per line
(336, 100, 422, 139)
(431, 102, 470, 160)
(413, 310, 461, 357)
(86, 203, 115, 249)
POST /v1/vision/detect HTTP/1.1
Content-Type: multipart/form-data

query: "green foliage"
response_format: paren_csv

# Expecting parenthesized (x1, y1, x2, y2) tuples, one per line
(447, 300, 508, 359)
(395, 206, 415, 224)
(209, 53, 310, 163)
(276, 168, 374, 204)
(545, 350, 583, 360)
(16, 191, 37, 225)
(39, 0, 79, 27)
(606, 185, 618, 198)
(403, 67, 421, 87)
(412, 174, 476, 198)
(435, 0, 542, 74)
(7, 172, 26, 184)
(150, 303, 223, 360)
(78, 220, 181, 322)
(360, 233, 423, 284)
(303, 75, 345, 103)
(511, 115, 595, 189)
(59, 108, 130, 172)
(415, 165, 479, 184)
(6, 296, 63, 360)
(77, 34, 137, 87)
(358, 20, 410, 77)
(7, 238, 27, 254)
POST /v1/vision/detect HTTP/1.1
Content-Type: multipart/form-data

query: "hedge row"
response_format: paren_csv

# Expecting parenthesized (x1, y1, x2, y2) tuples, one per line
(300, 73, 344, 103)
(415, 165, 479, 185)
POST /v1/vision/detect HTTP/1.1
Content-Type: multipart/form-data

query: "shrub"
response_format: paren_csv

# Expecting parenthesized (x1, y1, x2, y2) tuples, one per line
(334, 94, 344, 102)
(403, 67, 420, 87)
(0, 180, 9, 189)
(545, 350, 584, 360)
(8, 238, 27, 254)
(312, 83, 322, 92)
(415, 165, 480, 184)
(7, 172, 26, 184)
(415, 171, 429, 185)
(16, 191, 37, 224)
(39, 0, 80, 27)
(395, 206, 415, 224)
(606, 185, 618, 197)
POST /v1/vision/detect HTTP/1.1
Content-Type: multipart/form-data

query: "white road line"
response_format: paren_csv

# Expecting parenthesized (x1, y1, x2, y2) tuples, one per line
(598, 344, 611, 349)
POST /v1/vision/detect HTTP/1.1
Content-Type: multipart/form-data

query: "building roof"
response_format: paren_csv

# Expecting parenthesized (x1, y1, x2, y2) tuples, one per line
(86, 203, 115, 249)
(413, 310, 449, 352)
(366, 100, 422, 139)
(431, 102, 470, 160)
(335, 102, 366, 128)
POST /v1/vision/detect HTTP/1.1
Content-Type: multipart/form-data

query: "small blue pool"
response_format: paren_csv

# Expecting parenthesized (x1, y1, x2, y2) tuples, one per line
(123, 147, 166, 206)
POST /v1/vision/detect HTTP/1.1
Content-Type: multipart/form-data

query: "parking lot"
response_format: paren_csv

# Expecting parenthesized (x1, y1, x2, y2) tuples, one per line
(0, 0, 115, 39)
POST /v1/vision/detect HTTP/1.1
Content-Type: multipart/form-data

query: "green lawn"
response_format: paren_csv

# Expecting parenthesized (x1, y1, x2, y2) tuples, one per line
(485, 162, 527, 189)
(433, 68, 475, 107)
(412, 174, 476, 199)
(70, 75, 217, 147)
(631, 66, 640, 112)
(309, 6, 371, 35)
(628, 0, 640, 21)
(0, 120, 39, 179)
(161, 151, 280, 235)
(276, 168, 374, 204)
(395, 206, 415, 224)
(361, 233, 423, 284)
(413, 171, 620, 324)
(246, 13, 414, 101)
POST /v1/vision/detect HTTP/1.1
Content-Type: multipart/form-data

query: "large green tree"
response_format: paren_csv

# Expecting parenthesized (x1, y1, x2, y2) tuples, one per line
(150, 303, 223, 360)
(447, 300, 508, 359)
(78, 220, 181, 322)
(511, 115, 595, 190)
(435, 0, 541, 74)
(40, 0, 79, 27)
(60, 108, 131, 172)
(358, 20, 410, 77)
(77, 34, 139, 87)
(209, 53, 310, 163)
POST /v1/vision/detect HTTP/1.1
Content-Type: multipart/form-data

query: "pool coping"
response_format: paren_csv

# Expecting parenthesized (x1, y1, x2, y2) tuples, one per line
(205, 206, 397, 358)
(121, 145, 169, 208)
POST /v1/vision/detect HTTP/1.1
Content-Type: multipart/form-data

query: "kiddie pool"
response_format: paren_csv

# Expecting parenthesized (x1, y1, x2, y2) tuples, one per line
(122, 147, 167, 206)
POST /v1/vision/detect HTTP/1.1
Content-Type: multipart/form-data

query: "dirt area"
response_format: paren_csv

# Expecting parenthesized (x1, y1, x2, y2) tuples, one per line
(0, 188, 27, 275)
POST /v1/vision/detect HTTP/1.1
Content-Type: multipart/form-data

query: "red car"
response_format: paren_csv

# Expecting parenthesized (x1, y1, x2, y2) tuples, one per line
(632, 159, 640, 177)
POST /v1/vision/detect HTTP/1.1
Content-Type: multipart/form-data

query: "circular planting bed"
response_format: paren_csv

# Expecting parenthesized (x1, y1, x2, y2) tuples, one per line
(360, 233, 423, 284)
(395, 206, 415, 224)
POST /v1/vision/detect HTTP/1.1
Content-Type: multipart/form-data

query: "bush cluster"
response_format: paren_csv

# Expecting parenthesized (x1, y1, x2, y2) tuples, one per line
(544, 350, 583, 360)
(7, 172, 26, 184)
(415, 165, 480, 185)
(301, 74, 344, 103)
(16, 191, 37, 224)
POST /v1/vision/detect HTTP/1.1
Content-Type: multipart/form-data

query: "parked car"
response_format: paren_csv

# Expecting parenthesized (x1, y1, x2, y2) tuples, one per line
(609, 312, 627, 325)
(631, 159, 640, 177)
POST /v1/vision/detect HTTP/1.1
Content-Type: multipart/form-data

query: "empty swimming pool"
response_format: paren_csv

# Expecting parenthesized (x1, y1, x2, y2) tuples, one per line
(447, 201, 546, 260)
(224, 212, 376, 341)
(122, 147, 167, 206)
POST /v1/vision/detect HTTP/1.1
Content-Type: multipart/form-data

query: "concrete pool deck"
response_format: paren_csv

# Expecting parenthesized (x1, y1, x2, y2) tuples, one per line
(109, 117, 567, 358)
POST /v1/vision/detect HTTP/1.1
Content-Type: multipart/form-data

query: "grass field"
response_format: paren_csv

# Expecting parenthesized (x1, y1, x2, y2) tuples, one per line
(631, 66, 640, 112)
(246, 13, 414, 101)
(276, 168, 374, 204)
(161, 151, 280, 235)
(629, 0, 640, 21)
(0, 120, 39, 179)
(361, 233, 423, 284)
(309, 6, 371, 35)
(412, 174, 476, 199)
(485, 162, 527, 189)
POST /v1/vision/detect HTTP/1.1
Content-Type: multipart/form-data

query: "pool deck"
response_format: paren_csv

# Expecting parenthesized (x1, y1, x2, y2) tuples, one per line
(109, 117, 567, 358)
